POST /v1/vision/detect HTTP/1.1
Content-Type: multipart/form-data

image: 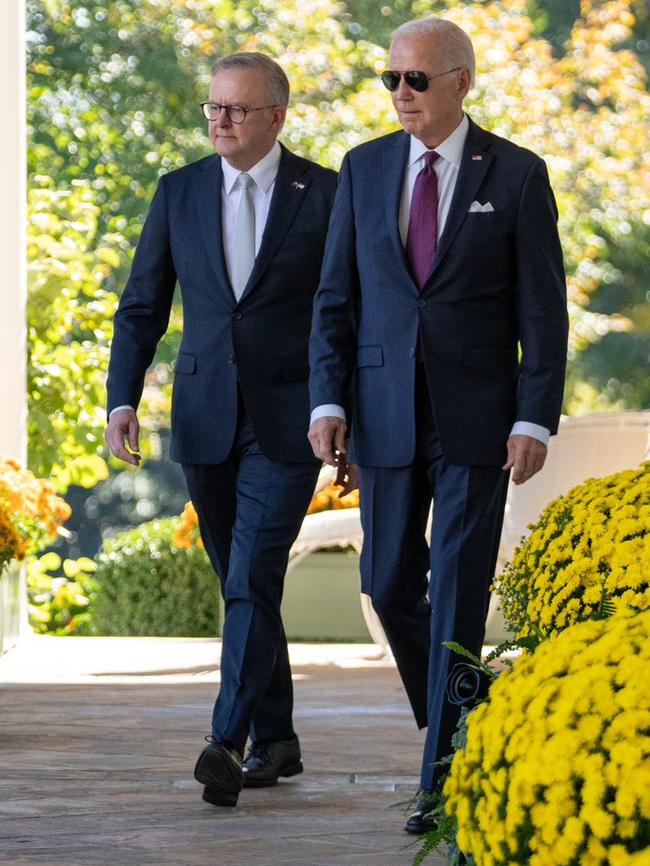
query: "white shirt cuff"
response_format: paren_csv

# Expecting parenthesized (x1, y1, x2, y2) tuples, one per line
(310, 404, 346, 425)
(110, 405, 136, 419)
(510, 421, 550, 446)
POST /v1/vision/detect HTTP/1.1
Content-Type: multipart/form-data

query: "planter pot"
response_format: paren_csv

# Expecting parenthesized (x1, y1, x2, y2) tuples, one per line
(282, 550, 371, 642)
(285, 530, 512, 647)
(0, 559, 22, 655)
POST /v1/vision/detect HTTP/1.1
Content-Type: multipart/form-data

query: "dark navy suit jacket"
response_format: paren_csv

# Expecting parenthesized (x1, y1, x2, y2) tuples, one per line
(107, 146, 337, 465)
(309, 118, 568, 467)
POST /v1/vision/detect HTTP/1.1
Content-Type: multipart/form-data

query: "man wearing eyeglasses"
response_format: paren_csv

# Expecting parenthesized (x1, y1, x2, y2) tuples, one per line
(309, 18, 568, 833)
(105, 53, 337, 808)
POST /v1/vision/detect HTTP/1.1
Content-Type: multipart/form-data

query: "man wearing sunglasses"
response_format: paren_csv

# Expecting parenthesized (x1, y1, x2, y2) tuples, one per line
(106, 53, 337, 808)
(309, 17, 568, 833)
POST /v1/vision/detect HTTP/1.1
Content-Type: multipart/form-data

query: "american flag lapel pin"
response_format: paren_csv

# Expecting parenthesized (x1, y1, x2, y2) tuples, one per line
(292, 181, 305, 190)
(472, 155, 483, 161)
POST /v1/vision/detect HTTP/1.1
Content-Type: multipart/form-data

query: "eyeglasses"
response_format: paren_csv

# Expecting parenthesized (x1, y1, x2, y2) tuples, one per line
(200, 102, 278, 123)
(380, 67, 463, 93)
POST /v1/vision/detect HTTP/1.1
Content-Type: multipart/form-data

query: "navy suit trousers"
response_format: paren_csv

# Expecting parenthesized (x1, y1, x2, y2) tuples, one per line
(182, 402, 319, 755)
(359, 366, 509, 789)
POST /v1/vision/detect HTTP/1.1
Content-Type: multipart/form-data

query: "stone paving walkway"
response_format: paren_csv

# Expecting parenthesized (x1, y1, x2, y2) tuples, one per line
(0, 638, 445, 866)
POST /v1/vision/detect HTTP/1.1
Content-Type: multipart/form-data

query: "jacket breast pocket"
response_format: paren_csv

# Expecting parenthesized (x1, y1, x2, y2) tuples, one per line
(280, 229, 323, 252)
(356, 346, 384, 367)
(462, 212, 511, 242)
(174, 352, 197, 374)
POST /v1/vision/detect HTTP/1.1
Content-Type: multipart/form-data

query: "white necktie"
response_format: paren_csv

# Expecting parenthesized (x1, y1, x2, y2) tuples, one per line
(230, 172, 256, 300)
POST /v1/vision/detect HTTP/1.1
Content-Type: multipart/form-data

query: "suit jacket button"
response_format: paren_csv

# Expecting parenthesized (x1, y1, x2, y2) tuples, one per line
(409, 347, 416, 357)
(228, 354, 235, 364)
(418, 299, 427, 308)
(232, 311, 242, 320)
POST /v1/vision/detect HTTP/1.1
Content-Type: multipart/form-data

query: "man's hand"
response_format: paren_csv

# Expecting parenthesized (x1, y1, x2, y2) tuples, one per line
(105, 408, 141, 466)
(502, 434, 547, 485)
(308, 416, 347, 466)
(335, 459, 359, 497)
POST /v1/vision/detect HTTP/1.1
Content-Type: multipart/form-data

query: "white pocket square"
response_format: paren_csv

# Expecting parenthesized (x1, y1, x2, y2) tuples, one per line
(468, 201, 494, 213)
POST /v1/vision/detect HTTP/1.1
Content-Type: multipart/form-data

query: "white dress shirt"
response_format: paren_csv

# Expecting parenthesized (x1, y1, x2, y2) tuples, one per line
(110, 142, 283, 421)
(311, 116, 549, 446)
(221, 140, 281, 282)
(398, 113, 469, 246)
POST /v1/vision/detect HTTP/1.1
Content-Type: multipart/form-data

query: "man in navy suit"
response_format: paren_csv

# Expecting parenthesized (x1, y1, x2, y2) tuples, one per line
(105, 53, 337, 808)
(309, 18, 568, 832)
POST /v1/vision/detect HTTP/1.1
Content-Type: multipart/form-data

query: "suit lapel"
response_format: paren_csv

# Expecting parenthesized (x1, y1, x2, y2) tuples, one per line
(193, 155, 234, 300)
(383, 132, 417, 293)
(238, 146, 311, 302)
(425, 120, 493, 285)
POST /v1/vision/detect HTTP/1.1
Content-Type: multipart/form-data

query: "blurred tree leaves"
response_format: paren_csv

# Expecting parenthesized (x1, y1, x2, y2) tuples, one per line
(27, 0, 373, 490)
(27, 551, 96, 635)
(27, 177, 119, 489)
(27, 0, 649, 493)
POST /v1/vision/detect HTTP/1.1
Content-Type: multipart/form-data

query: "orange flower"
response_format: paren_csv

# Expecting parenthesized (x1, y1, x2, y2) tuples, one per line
(0, 457, 71, 570)
(172, 501, 204, 550)
(307, 481, 360, 514)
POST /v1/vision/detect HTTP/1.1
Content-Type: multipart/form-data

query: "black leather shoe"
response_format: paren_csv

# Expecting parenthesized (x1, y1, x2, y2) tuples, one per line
(242, 735, 303, 788)
(404, 789, 438, 834)
(194, 738, 243, 807)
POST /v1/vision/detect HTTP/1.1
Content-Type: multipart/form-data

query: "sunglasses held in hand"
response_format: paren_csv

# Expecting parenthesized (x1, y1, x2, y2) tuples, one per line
(380, 67, 463, 92)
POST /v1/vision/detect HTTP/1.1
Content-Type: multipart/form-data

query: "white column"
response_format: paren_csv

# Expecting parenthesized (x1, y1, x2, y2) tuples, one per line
(0, 1, 28, 649)
(0, 0, 26, 464)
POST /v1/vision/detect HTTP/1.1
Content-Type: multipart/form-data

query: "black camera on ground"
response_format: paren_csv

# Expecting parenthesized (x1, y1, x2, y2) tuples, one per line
(446, 662, 491, 707)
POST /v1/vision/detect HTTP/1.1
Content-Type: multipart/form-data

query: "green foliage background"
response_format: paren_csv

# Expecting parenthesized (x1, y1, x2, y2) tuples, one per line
(27, 0, 650, 494)
(92, 518, 220, 636)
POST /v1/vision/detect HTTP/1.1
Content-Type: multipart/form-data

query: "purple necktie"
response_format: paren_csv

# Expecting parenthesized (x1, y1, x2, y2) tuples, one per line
(406, 151, 440, 289)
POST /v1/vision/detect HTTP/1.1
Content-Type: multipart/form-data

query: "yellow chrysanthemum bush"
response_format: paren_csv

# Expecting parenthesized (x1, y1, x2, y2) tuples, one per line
(497, 464, 649, 641)
(444, 609, 650, 866)
(0, 457, 71, 571)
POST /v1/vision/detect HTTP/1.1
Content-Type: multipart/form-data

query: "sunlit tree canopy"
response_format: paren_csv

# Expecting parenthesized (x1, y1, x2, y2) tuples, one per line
(27, 0, 650, 490)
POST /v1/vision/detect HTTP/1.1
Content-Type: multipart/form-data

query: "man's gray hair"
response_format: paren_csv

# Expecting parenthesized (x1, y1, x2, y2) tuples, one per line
(211, 52, 290, 107)
(391, 18, 476, 88)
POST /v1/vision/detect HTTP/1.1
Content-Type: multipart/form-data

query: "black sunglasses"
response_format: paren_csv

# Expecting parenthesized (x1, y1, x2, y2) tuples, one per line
(380, 67, 463, 93)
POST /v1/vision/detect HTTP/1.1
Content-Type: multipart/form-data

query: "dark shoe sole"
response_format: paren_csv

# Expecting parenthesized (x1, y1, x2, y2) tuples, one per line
(202, 785, 238, 808)
(404, 819, 436, 835)
(194, 746, 242, 807)
(242, 760, 303, 788)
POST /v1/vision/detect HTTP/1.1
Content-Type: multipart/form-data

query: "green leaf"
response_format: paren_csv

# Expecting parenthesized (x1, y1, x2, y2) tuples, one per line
(39, 551, 62, 572)
(62, 559, 79, 578)
(443, 642, 483, 666)
(75, 557, 97, 572)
